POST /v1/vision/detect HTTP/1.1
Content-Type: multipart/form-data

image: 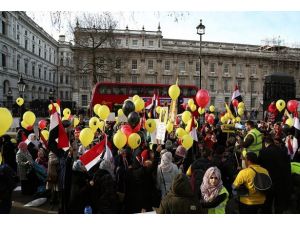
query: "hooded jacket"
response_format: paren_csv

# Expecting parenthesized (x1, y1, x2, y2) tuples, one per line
(156, 173, 204, 214)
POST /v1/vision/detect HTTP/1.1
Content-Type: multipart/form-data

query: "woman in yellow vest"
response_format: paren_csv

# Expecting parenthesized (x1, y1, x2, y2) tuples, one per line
(200, 167, 229, 214)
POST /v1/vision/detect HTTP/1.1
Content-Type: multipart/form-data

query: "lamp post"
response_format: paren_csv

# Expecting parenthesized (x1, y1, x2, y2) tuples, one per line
(7, 87, 12, 110)
(49, 88, 54, 101)
(17, 74, 26, 121)
(196, 19, 205, 89)
(250, 76, 254, 110)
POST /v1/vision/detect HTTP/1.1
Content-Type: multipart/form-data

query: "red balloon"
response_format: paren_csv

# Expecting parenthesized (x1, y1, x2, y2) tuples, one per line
(205, 113, 209, 121)
(232, 99, 239, 107)
(268, 102, 277, 113)
(287, 100, 298, 113)
(121, 124, 133, 138)
(132, 123, 141, 133)
(195, 89, 210, 108)
(207, 115, 215, 125)
(38, 120, 47, 130)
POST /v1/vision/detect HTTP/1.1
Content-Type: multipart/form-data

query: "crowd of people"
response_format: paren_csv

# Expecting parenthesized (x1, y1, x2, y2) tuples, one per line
(1, 108, 300, 214)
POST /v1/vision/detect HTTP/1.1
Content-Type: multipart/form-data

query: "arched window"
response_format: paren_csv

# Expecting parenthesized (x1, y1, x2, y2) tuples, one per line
(1, 45, 8, 68)
(3, 80, 9, 96)
(60, 58, 63, 66)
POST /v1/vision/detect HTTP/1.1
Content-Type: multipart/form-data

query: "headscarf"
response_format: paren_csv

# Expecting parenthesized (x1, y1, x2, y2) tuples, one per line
(72, 159, 87, 172)
(28, 133, 40, 148)
(18, 141, 28, 152)
(99, 159, 114, 176)
(159, 151, 173, 172)
(200, 167, 223, 202)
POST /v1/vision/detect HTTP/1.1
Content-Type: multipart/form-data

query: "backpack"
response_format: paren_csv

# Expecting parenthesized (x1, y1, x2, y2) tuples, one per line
(249, 167, 272, 192)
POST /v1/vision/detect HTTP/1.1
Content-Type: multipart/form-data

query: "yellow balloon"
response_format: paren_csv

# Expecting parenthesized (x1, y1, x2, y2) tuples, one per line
(145, 119, 156, 133)
(118, 108, 124, 117)
(0, 107, 13, 137)
(188, 99, 194, 108)
(79, 128, 94, 147)
(93, 104, 101, 115)
(176, 127, 187, 138)
(166, 121, 173, 133)
(16, 97, 24, 106)
(98, 121, 105, 131)
(185, 119, 198, 132)
(132, 95, 140, 102)
(62, 116, 68, 121)
(41, 130, 49, 141)
(73, 117, 80, 127)
(97, 105, 110, 120)
(89, 117, 99, 130)
(168, 84, 180, 100)
(134, 98, 145, 112)
(113, 130, 127, 150)
(182, 111, 192, 124)
(63, 108, 71, 117)
(128, 133, 141, 149)
(23, 111, 36, 126)
(182, 134, 193, 150)
(48, 103, 60, 112)
(21, 120, 29, 129)
(198, 107, 205, 115)
(235, 116, 241, 123)
(285, 118, 294, 127)
(276, 99, 286, 112)
(156, 106, 161, 114)
(238, 102, 245, 109)
(190, 104, 197, 112)
(209, 105, 215, 112)
(242, 149, 247, 158)
(220, 116, 227, 124)
(238, 108, 244, 117)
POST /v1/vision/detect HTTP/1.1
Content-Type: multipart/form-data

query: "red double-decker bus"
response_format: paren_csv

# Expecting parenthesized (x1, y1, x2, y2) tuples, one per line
(90, 82, 199, 112)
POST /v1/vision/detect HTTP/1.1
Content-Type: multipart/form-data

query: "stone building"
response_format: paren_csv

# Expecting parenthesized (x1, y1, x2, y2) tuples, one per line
(72, 24, 300, 112)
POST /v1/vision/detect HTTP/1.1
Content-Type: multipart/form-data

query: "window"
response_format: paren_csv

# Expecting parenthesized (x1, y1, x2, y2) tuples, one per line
(250, 80, 255, 92)
(165, 61, 170, 71)
(66, 58, 69, 66)
(24, 61, 28, 74)
(60, 73, 63, 83)
(17, 57, 20, 71)
(49, 72, 52, 82)
(224, 79, 229, 92)
(44, 69, 46, 80)
(60, 58, 63, 66)
(250, 65, 257, 75)
(225, 97, 230, 104)
(82, 76, 87, 88)
(115, 75, 121, 83)
(163, 76, 170, 84)
(115, 59, 121, 69)
(32, 64, 35, 76)
(237, 64, 243, 74)
(38, 67, 41, 78)
(25, 39, 28, 50)
(60, 91, 64, 99)
(196, 62, 200, 72)
(65, 75, 69, 84)
(179, 61, 185, 72)
(38, 48, 41, 57)
(32, 44, 35, 53)
(263, 65, 268, 76)
(179, 77, 185, 85)
(237, 79, 243, 92)
(209, 79, 215, 91)
(53, 73, 56, 83)
(132, 75, 138, 83)
(132, 59, 137, 70)
(148, 40, 154, 46)
(65, 91, 69, 100)
(210, 63, 216, 73)
(210, 97, 215, 106)
(25, 30, 27, 36)
(1, 12, 7, 35)
(148, 60, 154, 70)
(1, 53, 6, 68)
(116, 39, 121, 45)
(132, 40, 138, 46)
(224, 64, 230, 74)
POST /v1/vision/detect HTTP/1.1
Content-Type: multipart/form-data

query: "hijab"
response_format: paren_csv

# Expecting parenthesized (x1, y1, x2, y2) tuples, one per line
(159, 152, 173, 173)
(200, 166, 223, 202)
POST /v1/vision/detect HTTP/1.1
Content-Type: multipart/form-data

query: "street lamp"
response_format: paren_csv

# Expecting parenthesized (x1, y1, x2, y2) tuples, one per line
(7, 87, 12, 110)
(196, 19, 205, 89)
(49, 89, 54, 101)
(250, 76, 254, 110)
(17, 74, 26, 97)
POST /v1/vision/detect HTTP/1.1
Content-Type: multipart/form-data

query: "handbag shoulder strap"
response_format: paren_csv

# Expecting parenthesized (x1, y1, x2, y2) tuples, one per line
(249, 166, 257, 174)
(160, 168, 167, 193)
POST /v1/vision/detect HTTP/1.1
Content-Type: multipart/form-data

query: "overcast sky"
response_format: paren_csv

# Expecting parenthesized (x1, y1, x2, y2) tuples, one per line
(5, 0, 300, 47)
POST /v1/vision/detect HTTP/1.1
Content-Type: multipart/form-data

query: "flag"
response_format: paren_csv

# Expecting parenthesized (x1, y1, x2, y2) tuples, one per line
(188, 116, 198, 142)
(292, 111, 300, 159)
(230, 85, 243, 116)
(146, 92, 160, 118)
(48, 104, 69, 155)
(80, 139, 106, 171)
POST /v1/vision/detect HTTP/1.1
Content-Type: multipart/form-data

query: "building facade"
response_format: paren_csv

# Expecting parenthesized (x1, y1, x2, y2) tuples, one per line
(72, 24, 300, 112)
(0, 11, 73, 115)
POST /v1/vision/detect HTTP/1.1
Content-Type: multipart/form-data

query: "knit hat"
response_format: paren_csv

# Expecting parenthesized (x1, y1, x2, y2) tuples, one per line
(175, 145, 186, 158)
(18, 142, 28, 151)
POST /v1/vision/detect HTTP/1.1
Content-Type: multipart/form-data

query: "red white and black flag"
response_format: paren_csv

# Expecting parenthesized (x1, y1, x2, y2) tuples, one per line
(48, 104, 69, 155)
(292, 111, 300, 159)
(145, 92, 160, 118)
(230, 84, 243, 117)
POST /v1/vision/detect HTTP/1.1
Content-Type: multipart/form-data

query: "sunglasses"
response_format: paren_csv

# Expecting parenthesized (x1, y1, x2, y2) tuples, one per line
(210, 177, 218, 180)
